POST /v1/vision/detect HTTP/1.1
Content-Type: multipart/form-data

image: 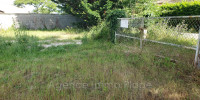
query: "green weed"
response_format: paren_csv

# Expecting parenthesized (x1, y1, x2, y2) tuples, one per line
(0, 29, 199, 99)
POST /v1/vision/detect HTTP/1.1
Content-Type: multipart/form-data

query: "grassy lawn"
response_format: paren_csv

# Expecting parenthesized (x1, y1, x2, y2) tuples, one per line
(0, 30, 200, 99)
(0, 29, 85, 41)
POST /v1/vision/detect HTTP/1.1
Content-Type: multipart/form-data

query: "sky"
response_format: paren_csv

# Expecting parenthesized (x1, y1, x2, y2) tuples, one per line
(0, 0, 34, 13)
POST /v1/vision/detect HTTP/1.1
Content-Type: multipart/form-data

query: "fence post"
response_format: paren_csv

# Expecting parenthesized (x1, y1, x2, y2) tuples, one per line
(194, 28, 200, 69)
(140, 18, 145, 49)
(114, 31, 117, 44)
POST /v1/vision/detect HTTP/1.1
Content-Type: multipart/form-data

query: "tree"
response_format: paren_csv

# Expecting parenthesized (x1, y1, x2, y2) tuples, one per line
(14, 0, 59, 14)
(51, 0, 123, 27)
(122, 0, 158, 17)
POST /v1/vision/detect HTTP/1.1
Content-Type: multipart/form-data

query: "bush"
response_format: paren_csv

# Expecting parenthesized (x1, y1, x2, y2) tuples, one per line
(14, 30, 42, 54)
(160, 1, 200, 16)
(53, 0, 124, 28)
(92, 21, 111, 41)
(146, 19, 197, 46)
(0, 30, 42, 57)
(106, 9, 126, 42)
(158, 1, 200, 32)
(89, 9, 125, 42)
(0, 37, 12, 54)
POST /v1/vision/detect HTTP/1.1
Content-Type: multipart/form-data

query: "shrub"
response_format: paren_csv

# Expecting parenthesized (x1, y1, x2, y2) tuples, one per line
(53, 0, 124, 28)
(91, 21, 110, 40)
(0, 37, 12, 54)
(146, 19, 196, 46)
(106, 9, 126, 42)
(89, 9, 126, 42)
(0, 30, 42, 56)
(14, 30, 42, 54)
(160, 1, 200, 16)
(158, 1, 200, 31)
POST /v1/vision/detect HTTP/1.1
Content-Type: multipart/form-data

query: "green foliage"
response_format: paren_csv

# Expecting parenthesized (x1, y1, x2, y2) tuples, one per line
(89, 21, 110, 41)
(160, 1, 200, 16)
(0, 30, 42, 56)
(87, 9, 125, 42)
(106, 9, 126, 42)
(85, 9, 126, 42)
(15, 30, 41, 52)
(52, 0, 123, 27)
(14, 0, 59, 14)
(146, 19, 197, 47)
(122, 0, 159, 17)
(0, 37, 11, 54)
(0, 29, 199, 99)
(0, 40, 198, 99)
(80, 0, 101, 27)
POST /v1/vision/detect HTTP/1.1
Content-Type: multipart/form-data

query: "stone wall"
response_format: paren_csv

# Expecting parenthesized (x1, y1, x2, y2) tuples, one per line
(0, 13, 81, 30)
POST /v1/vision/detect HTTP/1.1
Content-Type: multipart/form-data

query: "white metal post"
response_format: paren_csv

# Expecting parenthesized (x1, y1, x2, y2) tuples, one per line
(140, 35, 143, 49)
(194, 28, 200, 69)
(140, 18, 144, 49)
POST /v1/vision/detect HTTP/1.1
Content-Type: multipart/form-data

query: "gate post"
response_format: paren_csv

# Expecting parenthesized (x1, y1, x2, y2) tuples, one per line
(140, 17, 145, 49)
(194, 28, 200, 69)
(114, 31, 117, 44)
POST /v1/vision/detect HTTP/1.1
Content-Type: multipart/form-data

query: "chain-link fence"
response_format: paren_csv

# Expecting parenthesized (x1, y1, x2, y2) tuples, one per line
(115, 16, 200, 67)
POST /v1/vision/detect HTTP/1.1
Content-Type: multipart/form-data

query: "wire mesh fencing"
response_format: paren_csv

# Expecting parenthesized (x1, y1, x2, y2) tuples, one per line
(115, 16, 200, 67)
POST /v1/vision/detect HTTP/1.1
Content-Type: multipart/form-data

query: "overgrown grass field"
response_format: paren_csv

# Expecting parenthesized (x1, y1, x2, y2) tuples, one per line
(0, 28, 85, 41)
(0, 29, 200, 99)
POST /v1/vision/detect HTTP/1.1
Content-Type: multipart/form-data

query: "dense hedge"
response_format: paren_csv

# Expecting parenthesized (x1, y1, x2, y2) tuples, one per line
(91, 9, 125, 42)
(106, 9, 126, 42)
(160, 1, 200, 16)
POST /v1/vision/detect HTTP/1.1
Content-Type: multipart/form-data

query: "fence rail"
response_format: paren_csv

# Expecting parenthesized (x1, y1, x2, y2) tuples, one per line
(116, 16, 200, 68)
